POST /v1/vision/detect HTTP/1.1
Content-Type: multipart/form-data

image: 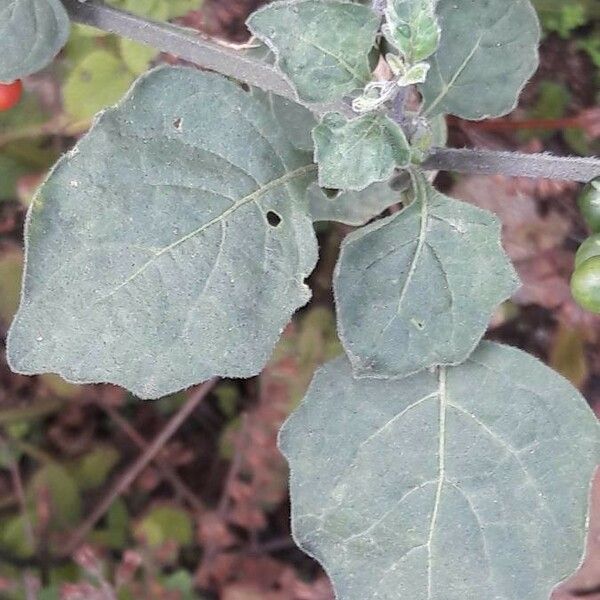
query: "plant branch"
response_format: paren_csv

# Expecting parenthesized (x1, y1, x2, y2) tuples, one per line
(422, 148, 600, 182)
(61, 378, 217, 557)
(59, 0, 350, 117)
(60, 0, 600, 182)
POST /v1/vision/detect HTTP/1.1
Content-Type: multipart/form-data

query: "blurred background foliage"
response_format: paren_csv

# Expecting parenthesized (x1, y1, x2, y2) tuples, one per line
(0, 0, 599, 598)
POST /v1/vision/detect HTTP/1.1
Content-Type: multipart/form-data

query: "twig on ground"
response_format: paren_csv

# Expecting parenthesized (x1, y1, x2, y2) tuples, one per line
(61, 378, 217, 556)
(99, 402, 205, 512)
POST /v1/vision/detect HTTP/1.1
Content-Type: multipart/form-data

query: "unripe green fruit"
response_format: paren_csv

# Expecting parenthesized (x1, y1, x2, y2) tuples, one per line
(571, 255, 600, 313)
(577, 179, 600, 233)
(575, 233, 600, 268)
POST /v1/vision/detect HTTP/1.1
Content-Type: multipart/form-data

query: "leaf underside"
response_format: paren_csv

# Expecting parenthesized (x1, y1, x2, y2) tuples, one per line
(334, 174, 518, 379)
(0, 0, 70, 82)
(247, 0, 379, 103)
(281, 341, 599, 600)
(7, 66, 319, 399)
(421, 0, 540, 119)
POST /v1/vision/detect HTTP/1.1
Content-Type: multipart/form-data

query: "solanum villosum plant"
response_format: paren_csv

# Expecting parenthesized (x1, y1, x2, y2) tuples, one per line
(2, 0, 600, 597)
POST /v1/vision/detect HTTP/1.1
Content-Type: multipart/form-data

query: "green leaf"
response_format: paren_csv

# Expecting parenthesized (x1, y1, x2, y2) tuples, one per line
(281, 342, 599, 600)
(334, 174, 518, 378)
(0, 0, 70, 82)
(27, 464, 81, 530)
(247, 0, 379, 103)
(0, 515, 35, 557)
(90, 499, 130, 549)
(8, 66, 318, 399)
(313, 112, 411, 191)
(383, 0, 440, 62)
(121, 0, 169, 20)
(63, 49, 136, 120)
(119, 38, 158, 75)
(421, 0, 540, 119)
(250, 88, 317, 152)
(69, 444, 120, 490)
(135, 504, 193, 548)
(308, 181, 400, 226)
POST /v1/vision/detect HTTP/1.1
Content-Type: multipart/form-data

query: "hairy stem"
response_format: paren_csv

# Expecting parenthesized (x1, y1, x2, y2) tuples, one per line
(422, 148, 600, 182)
(60, 0, 600, 182)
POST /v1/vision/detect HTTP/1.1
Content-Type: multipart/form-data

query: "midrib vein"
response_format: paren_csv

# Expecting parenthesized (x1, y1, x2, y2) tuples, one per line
(427, 366, 447, 600)
(297, 33, 368, 83)
(396, 173, 428, 312)
(99, 164, 316, 301)
(424, 34, 484, 116)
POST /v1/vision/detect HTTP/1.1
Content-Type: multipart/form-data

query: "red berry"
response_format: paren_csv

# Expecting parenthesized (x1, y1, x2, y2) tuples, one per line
(0, 80, 23, 111)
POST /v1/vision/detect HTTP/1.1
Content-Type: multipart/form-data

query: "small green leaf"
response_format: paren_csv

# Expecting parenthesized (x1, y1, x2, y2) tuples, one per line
(119, 38, 158, 75)
(383, 0, 440, 63)
(63, 49, 136, 120)
(8, 67, 318, 399)
(26, 464, 81, 530)
(313, 112, 411, 191)
(90, 499, 130, 549)
(69, 444, 120, 490)
(421, 0, 540, 119)
(122, 0, 169, 20)
(0, 515, 35, 557)
(308, 181, 400, 226)
(0, 0, 70, 82)
(135, 505, 193, 548)
(281, 342, 599, 600)
(247, 0, 379, 103)
(334, 174, 518, 378)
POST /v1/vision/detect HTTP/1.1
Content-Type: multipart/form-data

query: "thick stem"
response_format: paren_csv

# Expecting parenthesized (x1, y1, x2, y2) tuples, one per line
(422, 148, 600, 182)
(60, 0, 600, 182)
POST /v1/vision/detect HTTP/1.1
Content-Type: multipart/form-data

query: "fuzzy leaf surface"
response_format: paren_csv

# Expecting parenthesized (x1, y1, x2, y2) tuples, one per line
(281, 342, 599, 600)
(421, 0, 540, 119)
(308, 181, 400, 226)
(7, 67, 318, 398)
(383, 0, 440, 62)
(0, 0, 70, 82)
(334, 174, 518, 378)
(313, 112, 411, 191)
(247, 0, 379, 103)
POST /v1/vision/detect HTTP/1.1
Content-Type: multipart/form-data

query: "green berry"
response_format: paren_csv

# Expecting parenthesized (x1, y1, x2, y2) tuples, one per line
(575, 233, 600, 268)
(571, 255, 600, 313)
(577, 179, 600, 233)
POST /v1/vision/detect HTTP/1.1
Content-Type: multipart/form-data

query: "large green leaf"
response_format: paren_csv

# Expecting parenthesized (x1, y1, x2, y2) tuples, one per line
(334, 174, 518, 378)
(313, 112, 411, 191)
(0, 0, 70, 82)
(247, 0, 379, 103)
(281, 342, 599, 600)
(7, 66, 318, 399)
(421, 0, 540, 119)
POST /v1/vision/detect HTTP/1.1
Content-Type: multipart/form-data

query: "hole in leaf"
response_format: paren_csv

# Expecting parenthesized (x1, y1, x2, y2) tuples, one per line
(173, 117, 183, 131)
(411, 318, 425, 330)
(323, 187, 341, 199)
(240, 82, 250, 92)
(266, 211, 282, 227)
